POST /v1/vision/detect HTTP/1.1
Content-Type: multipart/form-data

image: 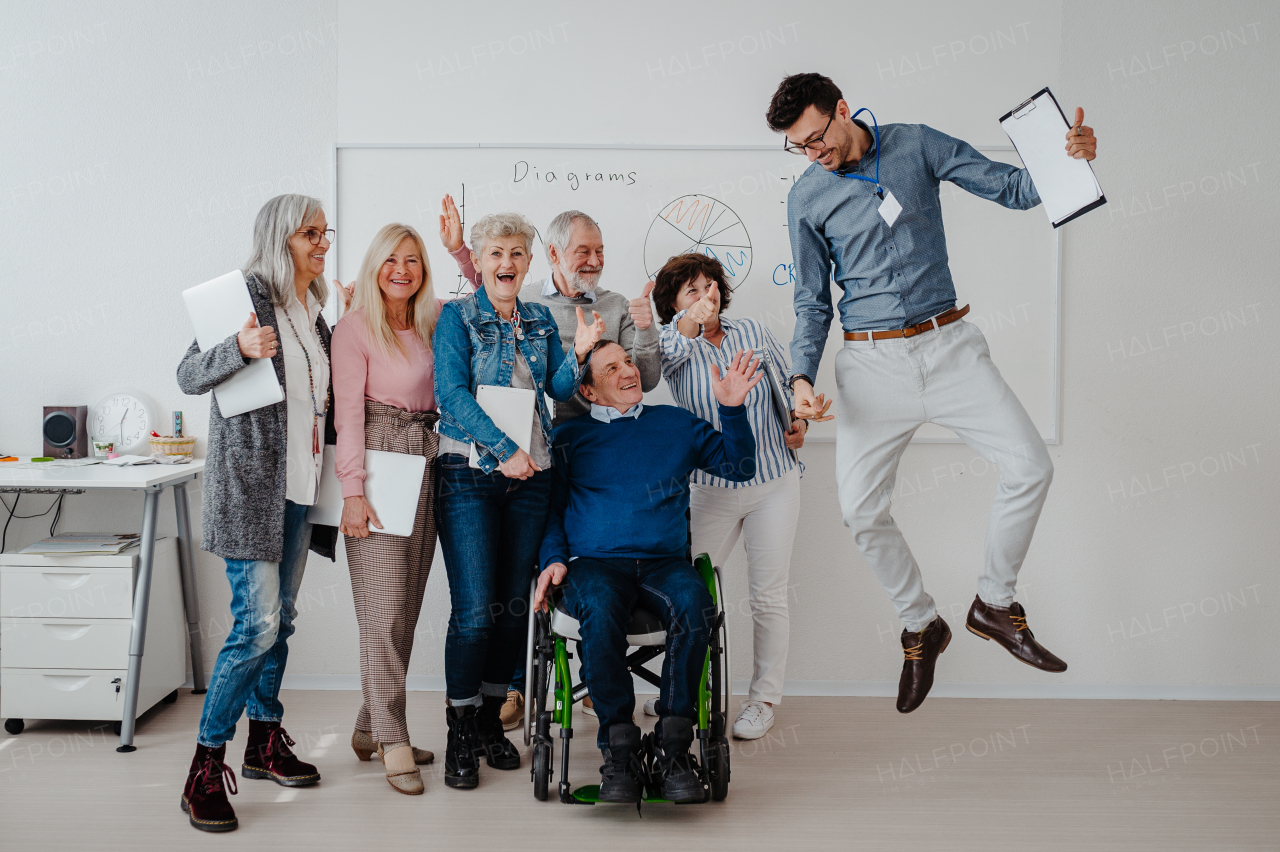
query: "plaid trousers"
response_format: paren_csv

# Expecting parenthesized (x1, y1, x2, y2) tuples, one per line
(346, 401, 439, 745)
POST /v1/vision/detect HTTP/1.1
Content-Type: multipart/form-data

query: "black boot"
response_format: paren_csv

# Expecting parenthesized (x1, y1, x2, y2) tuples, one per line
(476, 694, 522, 770)
(444, 704, 481, 789)
(241, 720, 320, 787)
(598, 723, 644, 803)
(652, 716, 706, 803)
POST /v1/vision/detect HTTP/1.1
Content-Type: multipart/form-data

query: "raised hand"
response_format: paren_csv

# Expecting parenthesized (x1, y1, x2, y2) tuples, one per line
(237, 313, 278, 359)
(533, 562, 568, 612)
(1064, 107, 1097, 160)
(335, 280, 354, 313)
(686, 283, 720, 326)
(573, 306, 606, 362)
(709, 349, 764, 408)
(439, 193, 464, 251)
(629, 281, 655, 330)
(791, 377, 833, 422)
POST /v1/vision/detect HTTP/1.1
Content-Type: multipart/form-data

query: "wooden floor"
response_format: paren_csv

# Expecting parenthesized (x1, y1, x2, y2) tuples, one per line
(1, 690, 1276, 850)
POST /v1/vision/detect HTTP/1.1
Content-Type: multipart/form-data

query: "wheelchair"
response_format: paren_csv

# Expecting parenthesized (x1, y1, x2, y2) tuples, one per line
(522, 553, 731, 804)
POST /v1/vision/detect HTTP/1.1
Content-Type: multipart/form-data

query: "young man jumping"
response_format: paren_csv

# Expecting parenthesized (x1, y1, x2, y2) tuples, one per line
(768, 73, 1098, 712)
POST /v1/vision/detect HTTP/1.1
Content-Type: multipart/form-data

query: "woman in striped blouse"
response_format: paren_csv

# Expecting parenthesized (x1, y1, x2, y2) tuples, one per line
(653, 253, 807, 741)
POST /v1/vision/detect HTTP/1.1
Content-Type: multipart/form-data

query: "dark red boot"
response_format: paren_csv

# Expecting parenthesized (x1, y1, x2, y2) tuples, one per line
(181, 743, 238, 832)
(242, 720, 321, 787)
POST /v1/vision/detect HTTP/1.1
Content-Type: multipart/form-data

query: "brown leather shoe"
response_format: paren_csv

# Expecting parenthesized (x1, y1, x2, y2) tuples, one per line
(181, 743, 238, 832)
(896, 616, 951, 713)
(242, 720, 321, 787)
(966, 596, 1067, 672)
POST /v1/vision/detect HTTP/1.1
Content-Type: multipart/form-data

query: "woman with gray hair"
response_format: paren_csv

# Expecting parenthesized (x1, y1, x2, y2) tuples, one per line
(433, 210, 604, 789)
(175, 194, 337, 832)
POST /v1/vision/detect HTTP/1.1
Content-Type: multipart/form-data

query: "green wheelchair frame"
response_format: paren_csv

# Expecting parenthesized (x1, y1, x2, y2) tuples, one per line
(523, 553, 732, 803)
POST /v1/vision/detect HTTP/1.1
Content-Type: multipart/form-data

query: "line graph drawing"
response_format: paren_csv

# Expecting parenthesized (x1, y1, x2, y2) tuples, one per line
(643, 194, 753, 289)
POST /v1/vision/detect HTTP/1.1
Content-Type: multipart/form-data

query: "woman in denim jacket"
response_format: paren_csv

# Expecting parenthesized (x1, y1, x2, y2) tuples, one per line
(433, 211, 603, 789)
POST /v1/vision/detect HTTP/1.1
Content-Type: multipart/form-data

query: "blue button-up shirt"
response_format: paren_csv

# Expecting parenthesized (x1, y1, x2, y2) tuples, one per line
(786, 120, 1041, 383)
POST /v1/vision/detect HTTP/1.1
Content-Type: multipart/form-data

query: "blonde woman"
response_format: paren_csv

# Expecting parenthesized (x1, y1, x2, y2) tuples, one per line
(330, 209, 476, 795)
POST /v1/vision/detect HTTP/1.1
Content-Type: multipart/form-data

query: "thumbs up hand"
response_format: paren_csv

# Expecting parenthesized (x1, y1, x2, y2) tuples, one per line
(237, 312, 279, 359)
(629, 280, 656, 330)
(1064, 107, 1097, 160)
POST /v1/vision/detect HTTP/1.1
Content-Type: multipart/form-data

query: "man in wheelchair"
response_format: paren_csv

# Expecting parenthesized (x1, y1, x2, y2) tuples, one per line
(532, 340, 760, 803)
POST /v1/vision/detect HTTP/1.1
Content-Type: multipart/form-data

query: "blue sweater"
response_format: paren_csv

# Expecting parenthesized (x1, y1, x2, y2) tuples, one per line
(539, 404, 757, 569)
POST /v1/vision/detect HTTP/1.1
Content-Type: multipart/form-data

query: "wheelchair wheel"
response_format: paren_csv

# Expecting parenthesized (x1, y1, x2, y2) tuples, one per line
(523, 579, 539, 746)
(707, 737, 730, 801)
(710, 568, 732, 740)
(532, 741, 552, 801)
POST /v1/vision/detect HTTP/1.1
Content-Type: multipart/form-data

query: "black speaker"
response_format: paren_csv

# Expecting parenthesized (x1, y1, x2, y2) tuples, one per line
(43, 405, 88, 459)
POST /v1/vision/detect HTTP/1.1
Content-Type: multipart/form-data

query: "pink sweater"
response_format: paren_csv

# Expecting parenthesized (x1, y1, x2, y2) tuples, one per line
(332, 247, 477, 498)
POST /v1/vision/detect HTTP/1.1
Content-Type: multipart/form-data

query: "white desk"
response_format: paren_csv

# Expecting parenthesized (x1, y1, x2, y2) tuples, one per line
(0, 460, 206, 752)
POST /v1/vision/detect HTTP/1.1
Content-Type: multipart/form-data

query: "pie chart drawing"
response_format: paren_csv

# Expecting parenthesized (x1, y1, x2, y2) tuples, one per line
(644, 195, 752, 289)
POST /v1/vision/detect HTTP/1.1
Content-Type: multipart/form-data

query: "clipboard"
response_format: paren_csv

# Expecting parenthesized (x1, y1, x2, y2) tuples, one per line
(306, 446, 427, 537)
(468, 385, 537, 469)
(756, 349, 798, 463)
(999, 87, 1107, 228)
(182, 270, 285, 417)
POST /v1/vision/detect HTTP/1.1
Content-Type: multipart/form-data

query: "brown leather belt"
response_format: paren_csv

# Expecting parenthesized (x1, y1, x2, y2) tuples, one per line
(843, 304, 970, 341)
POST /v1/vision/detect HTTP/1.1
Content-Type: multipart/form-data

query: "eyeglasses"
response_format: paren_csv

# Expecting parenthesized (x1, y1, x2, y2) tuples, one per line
(296, 228, 336, 245)
(783, 113, 835, 155)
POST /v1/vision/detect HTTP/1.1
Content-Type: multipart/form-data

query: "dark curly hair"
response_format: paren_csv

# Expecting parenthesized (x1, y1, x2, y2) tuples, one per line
(766, 72, 843, 132)
(652, 253, 732, 325)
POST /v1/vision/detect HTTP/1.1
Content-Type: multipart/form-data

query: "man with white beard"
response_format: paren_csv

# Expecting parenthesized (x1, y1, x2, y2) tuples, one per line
(447, 206, 661, 425)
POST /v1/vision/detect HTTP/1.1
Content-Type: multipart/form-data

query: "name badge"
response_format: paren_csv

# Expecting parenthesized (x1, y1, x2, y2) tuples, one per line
(878, 190, 902, 227)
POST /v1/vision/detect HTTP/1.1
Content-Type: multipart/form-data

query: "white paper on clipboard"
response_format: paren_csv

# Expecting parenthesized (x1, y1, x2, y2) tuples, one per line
(468, 385, 536, 469)
(182, 270, 285, 417)
(1000, 87, 1106, 228)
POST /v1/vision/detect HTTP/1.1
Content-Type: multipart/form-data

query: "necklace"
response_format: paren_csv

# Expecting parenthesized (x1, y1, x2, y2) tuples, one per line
(280, 302, 330, 454)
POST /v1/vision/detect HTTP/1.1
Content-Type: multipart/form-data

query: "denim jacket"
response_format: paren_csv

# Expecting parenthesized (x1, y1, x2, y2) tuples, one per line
(435, 286, 585, 473)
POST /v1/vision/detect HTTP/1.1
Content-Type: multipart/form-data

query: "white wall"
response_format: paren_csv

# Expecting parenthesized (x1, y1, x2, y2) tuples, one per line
(2, 1, 1276, 697)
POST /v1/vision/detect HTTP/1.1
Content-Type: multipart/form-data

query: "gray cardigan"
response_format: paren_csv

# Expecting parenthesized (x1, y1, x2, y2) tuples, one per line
(176, 273, 338, 563)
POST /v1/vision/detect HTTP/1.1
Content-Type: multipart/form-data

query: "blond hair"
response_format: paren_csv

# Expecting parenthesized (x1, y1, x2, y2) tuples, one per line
(350, 224, 437, 359)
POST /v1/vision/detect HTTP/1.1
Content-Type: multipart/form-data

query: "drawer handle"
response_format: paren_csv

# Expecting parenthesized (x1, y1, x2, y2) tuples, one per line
(42, 675, 92, 692)
(41, 573, 92, 590)
(42, 623, 93, 641)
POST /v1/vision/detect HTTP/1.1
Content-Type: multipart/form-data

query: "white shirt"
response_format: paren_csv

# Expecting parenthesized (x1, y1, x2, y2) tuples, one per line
(278, 291, 329, 506)
(542, 273, 597, 302)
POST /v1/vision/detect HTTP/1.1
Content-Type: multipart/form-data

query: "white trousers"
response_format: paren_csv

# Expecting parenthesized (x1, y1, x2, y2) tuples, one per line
(834, 320, 1053, 633)
(690, 466, 800, 705)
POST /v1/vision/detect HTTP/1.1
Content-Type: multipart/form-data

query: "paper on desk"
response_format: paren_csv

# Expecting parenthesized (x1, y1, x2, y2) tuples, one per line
(1000, 88, 1106, 228)
(182, 269, 285, 417)
(21, 533, 141, 555)
(101, 454, 158, 466)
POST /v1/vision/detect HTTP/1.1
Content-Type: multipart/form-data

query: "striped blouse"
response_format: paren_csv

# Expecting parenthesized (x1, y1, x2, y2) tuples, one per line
(659, 311, 800, 489)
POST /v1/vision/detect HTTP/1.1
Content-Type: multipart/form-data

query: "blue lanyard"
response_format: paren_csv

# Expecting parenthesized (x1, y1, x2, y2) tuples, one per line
(838, 108, 882, 198)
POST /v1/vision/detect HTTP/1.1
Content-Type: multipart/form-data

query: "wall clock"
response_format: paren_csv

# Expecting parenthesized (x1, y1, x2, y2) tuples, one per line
(90, 390, 160, 456)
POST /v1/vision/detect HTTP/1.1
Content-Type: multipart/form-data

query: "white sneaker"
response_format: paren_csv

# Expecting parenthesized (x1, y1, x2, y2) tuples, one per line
(581, 694, 597, 717)
(732, 700, 774, 740)
(642, 698, 659, 717)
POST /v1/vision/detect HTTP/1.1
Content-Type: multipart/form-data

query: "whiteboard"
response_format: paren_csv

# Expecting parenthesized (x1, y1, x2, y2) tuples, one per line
(335, 145, 1059, 443)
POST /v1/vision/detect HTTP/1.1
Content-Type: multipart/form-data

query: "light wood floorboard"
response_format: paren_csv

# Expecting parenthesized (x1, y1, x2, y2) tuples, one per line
(1, 690, 1276, 849)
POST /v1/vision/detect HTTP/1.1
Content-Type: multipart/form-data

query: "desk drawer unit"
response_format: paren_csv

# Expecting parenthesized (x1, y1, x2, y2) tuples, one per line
(0, 539, 186, 723)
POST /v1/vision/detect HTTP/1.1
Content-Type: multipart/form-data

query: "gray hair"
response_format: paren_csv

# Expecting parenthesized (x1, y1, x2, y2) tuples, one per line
(544, 210, 600, 263)
(244, 194, 331, 308)
(469, 211, 537, 256)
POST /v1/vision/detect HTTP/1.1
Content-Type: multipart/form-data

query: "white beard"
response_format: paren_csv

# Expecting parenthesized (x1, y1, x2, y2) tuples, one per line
(559, 263, 601, 295)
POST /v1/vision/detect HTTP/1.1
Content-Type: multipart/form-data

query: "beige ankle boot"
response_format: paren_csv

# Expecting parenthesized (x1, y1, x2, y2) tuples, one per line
(353, 729, 434, 765)
(378, 742, 424, 795)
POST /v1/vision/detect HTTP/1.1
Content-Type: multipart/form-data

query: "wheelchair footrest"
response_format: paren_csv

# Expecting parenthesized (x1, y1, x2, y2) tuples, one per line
(570, 784, 670, 804)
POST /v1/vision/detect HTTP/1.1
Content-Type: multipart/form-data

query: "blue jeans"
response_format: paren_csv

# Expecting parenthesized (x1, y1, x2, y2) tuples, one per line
(560, 556, 713, 748)
(436, 455, 550, 702)
(197, 500, 311, 747)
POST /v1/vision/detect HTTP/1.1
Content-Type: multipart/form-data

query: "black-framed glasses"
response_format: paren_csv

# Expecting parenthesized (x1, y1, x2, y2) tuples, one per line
(783, 112, 835, 155)
(297, 227, 335, 245)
